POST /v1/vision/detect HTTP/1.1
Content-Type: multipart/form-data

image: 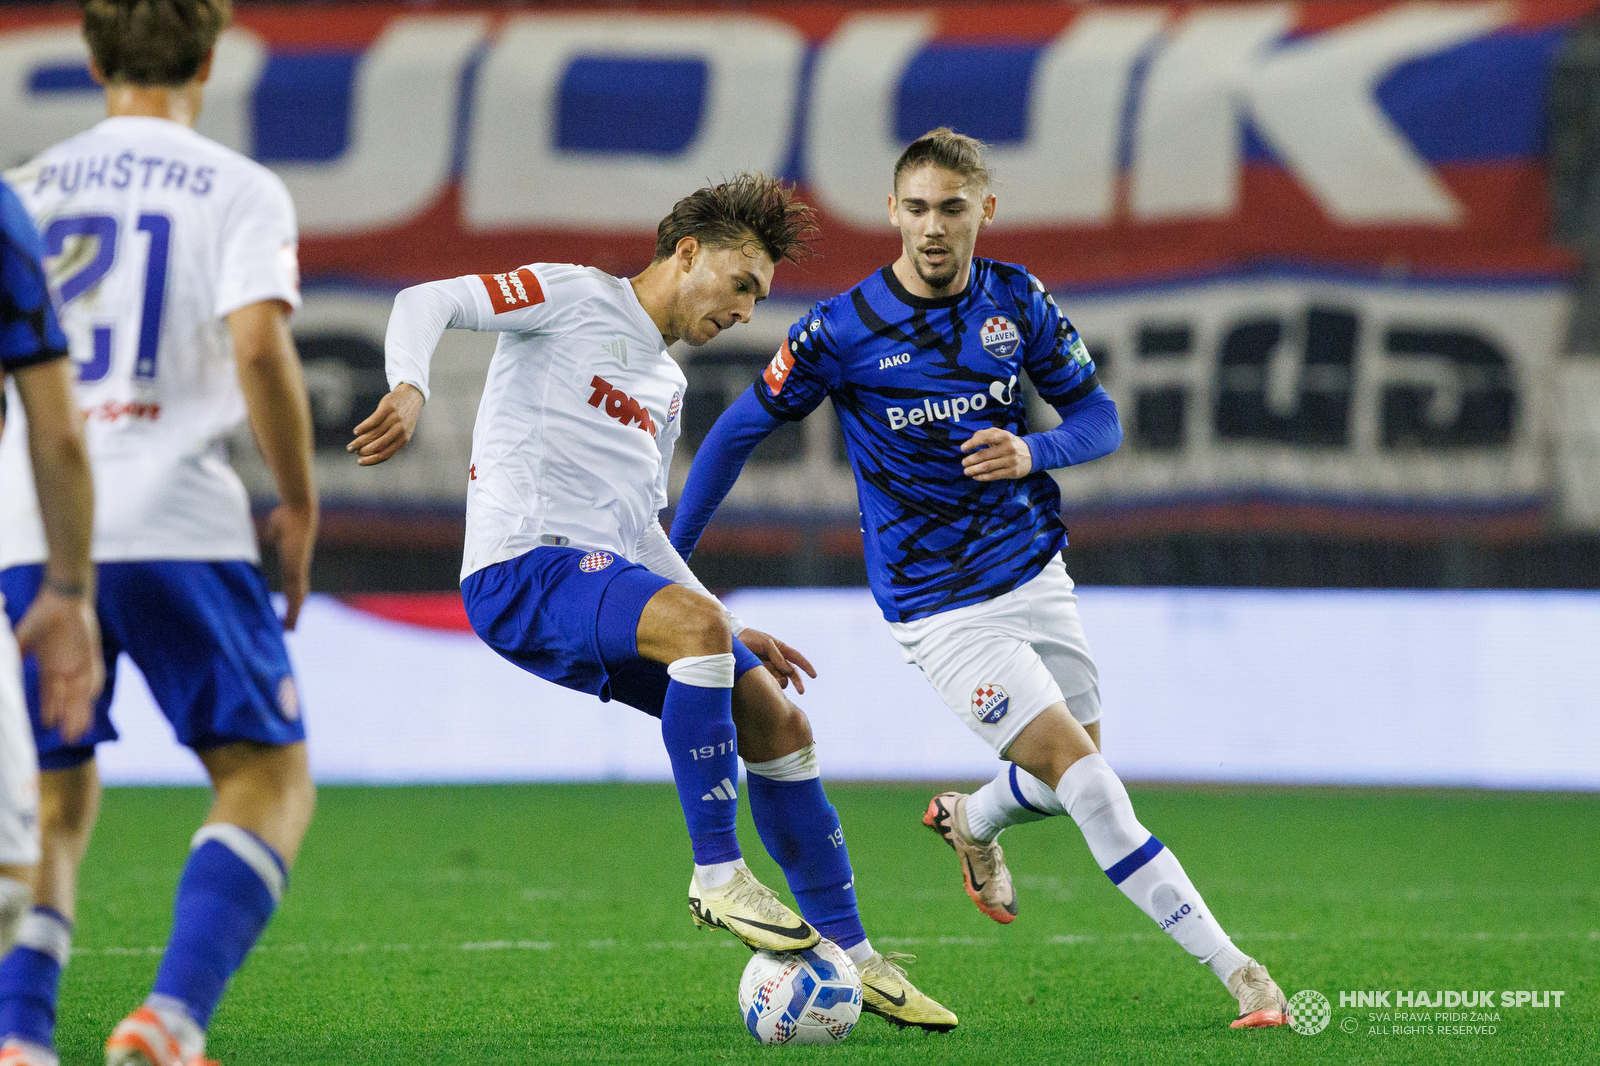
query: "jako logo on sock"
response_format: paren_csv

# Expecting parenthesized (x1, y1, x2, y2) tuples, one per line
(1160, 903, 1193, 930)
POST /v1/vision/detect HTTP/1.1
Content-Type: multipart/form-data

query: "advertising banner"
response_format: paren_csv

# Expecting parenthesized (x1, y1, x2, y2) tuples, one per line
(94, 588, 1600, 789)
(1, 2, 1587, 520)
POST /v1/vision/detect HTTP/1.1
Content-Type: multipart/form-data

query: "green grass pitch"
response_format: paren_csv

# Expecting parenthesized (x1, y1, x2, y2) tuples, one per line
(56, 783, 1597, 1065)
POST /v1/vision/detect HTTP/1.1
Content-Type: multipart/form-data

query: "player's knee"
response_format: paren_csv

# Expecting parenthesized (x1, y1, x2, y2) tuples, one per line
(39, 766, 100, 847)
(733, 673, 813, 762)
(673, 597, 733, 658)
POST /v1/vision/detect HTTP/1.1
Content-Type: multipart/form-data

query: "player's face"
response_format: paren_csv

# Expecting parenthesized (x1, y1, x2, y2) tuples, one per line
(673, 239, 775, 347)
(888, 165, 995, 293)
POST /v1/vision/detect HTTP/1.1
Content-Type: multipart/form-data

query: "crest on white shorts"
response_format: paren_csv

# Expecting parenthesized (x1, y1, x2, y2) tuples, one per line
(971, 683, 1010, 724)
(579, 551, 615, 573)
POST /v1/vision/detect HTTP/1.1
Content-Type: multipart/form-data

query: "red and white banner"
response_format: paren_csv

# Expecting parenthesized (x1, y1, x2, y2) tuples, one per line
(0, 1, 1583, 292)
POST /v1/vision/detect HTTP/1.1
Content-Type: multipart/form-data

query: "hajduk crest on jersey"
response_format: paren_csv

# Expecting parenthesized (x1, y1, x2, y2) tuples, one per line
(980, 317, 1020, 357)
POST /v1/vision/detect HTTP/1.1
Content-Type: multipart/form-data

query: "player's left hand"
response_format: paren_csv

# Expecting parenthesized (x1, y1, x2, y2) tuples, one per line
(738, 628, 818, 695)
(960, 428, 1033, 481)
(15, 587, 104, 743)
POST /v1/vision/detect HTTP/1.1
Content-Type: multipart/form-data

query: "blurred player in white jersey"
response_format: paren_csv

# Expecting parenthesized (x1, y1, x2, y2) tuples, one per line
(352, 176, 956, 1030)
(0, 2, 317, 1063)
(0, 182, 102, 961)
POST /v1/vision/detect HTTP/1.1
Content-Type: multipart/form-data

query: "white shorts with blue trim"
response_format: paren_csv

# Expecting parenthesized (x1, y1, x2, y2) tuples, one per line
(0, 599, 40, 866)
(887, 554, 1100, 758)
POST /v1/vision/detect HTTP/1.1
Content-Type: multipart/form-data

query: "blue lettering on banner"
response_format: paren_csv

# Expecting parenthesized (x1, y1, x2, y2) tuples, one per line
(556, 57, 708, 155)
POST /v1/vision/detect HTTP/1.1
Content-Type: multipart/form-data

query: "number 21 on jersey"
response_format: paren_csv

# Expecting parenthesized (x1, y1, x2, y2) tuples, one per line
(43, 212, 172, 384)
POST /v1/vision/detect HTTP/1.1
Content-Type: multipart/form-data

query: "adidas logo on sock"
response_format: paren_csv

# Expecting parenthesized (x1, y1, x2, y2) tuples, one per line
(701, 777, 738, 801)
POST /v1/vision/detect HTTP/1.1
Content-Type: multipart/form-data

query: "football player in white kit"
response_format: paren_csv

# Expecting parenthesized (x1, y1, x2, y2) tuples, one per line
(0, 2, 317, 1064)
(352, 175, 957, 1030)
(0, 182, 102, 962)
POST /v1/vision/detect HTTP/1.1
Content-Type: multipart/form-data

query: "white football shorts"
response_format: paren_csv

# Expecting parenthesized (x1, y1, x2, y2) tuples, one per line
(887, 553, 1100, 757)
(0, 601, 40, 866)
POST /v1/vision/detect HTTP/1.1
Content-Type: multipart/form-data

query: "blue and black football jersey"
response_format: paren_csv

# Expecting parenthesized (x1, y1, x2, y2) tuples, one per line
(1, 181, 68, 376)
(756, 258, 1099, 623)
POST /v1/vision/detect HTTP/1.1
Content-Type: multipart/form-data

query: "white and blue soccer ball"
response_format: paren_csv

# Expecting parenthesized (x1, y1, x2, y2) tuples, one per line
(737, 940, 862, 1045)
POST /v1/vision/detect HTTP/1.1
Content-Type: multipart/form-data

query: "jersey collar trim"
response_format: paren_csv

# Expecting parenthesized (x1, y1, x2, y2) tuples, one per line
(878, 263, 976, 311)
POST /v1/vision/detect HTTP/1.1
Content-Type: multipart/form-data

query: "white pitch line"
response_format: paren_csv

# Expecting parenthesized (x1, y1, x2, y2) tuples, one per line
(67, 928, 1600, 958)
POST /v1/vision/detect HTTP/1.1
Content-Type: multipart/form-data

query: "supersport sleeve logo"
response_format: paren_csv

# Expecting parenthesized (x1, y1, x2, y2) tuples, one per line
(763, 340, 796, 395)
(476, 267, 544, 312)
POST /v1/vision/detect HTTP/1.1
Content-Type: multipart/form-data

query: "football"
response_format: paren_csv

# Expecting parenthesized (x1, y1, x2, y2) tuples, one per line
(737, 941, 863, 1045)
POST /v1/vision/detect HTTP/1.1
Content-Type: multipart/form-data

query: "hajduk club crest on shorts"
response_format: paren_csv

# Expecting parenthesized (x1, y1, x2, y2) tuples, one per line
(972, 683, 1010, 724)
(579, 551, 614, 573)
(980, 317, 1020, 357)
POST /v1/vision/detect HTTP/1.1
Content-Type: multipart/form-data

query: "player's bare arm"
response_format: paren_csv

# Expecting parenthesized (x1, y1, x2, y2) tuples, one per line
(10, 357, 102, 742)
(231, 298, 318, 630)
(349, 382, 424, 465)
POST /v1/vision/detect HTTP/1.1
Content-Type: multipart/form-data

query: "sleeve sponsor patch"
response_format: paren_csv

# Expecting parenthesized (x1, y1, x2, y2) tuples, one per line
(477, 267, 544, 312)
(1066, 330, 1092, 367)
(763, 340, 796, 395)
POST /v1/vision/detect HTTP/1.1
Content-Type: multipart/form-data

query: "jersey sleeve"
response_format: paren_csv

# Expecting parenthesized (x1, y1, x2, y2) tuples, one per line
(215, 168, 302, 318)
(384, 265, 560, 400)
(458, 264, 560, 333)
(1, 183, 68, 373)
(1018, 273, 1099, 407)
(751, 303, 839, 422)
(653, 401, 682, 512)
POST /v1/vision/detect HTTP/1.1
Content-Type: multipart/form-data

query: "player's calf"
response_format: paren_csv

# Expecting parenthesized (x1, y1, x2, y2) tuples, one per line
(1052, 751, 1290, 1028)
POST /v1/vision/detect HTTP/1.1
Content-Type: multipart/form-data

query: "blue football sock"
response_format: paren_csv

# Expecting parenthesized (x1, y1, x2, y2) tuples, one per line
(662, 654, 742, 866)
(150, 825, 286, 1030)
(0, 907, 72, 1048)
(745, 745, 865, 951)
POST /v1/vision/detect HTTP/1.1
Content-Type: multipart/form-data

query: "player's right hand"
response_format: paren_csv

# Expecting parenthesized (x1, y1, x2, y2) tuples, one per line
(349, 383, 424, 466)
(15, 586, 104, 743)
(264, 501, 318, 631)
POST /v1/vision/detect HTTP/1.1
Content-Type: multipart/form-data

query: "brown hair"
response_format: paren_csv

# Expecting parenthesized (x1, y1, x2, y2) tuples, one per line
(653, 173, 816, 266)
(893, 127, 991, 191)
(82, 0, 232, 87)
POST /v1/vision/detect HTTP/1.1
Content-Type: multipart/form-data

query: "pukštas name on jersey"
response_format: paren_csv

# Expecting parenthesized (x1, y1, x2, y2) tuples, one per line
(0, 116, 301, 567)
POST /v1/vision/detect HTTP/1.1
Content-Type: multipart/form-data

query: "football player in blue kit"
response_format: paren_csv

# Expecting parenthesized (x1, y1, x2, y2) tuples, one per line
(672, 129, 1293, 1030)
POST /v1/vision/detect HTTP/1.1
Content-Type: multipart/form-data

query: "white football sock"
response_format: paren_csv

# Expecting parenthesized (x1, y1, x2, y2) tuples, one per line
(1056, 754, 1236, 987)
(145, 993, 206, 1060)
(844, 938, 875, 967)
(694, 857, 747, 890)
(965, 765, 1065, 843)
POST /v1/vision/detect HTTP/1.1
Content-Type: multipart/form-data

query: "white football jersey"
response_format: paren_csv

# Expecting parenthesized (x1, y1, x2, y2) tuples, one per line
(384, 263, 686, 580)
(0, 116, 300, 567)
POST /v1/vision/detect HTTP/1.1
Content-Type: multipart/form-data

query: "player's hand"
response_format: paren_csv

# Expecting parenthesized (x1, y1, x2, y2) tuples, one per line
(738, 628, 818, 695)
(349, 384, 424, 466)
(960, 427, 1033, 481)
(264, 502, 318, 630)
(14, 586, 103, 743)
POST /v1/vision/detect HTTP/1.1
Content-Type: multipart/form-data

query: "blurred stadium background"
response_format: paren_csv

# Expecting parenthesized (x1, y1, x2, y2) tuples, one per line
(3, 0, 1597, 792)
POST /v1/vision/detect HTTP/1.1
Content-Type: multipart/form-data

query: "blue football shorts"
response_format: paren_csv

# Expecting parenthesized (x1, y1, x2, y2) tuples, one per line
(0, 560, 307, 770)
(461, 545, 762, 717)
